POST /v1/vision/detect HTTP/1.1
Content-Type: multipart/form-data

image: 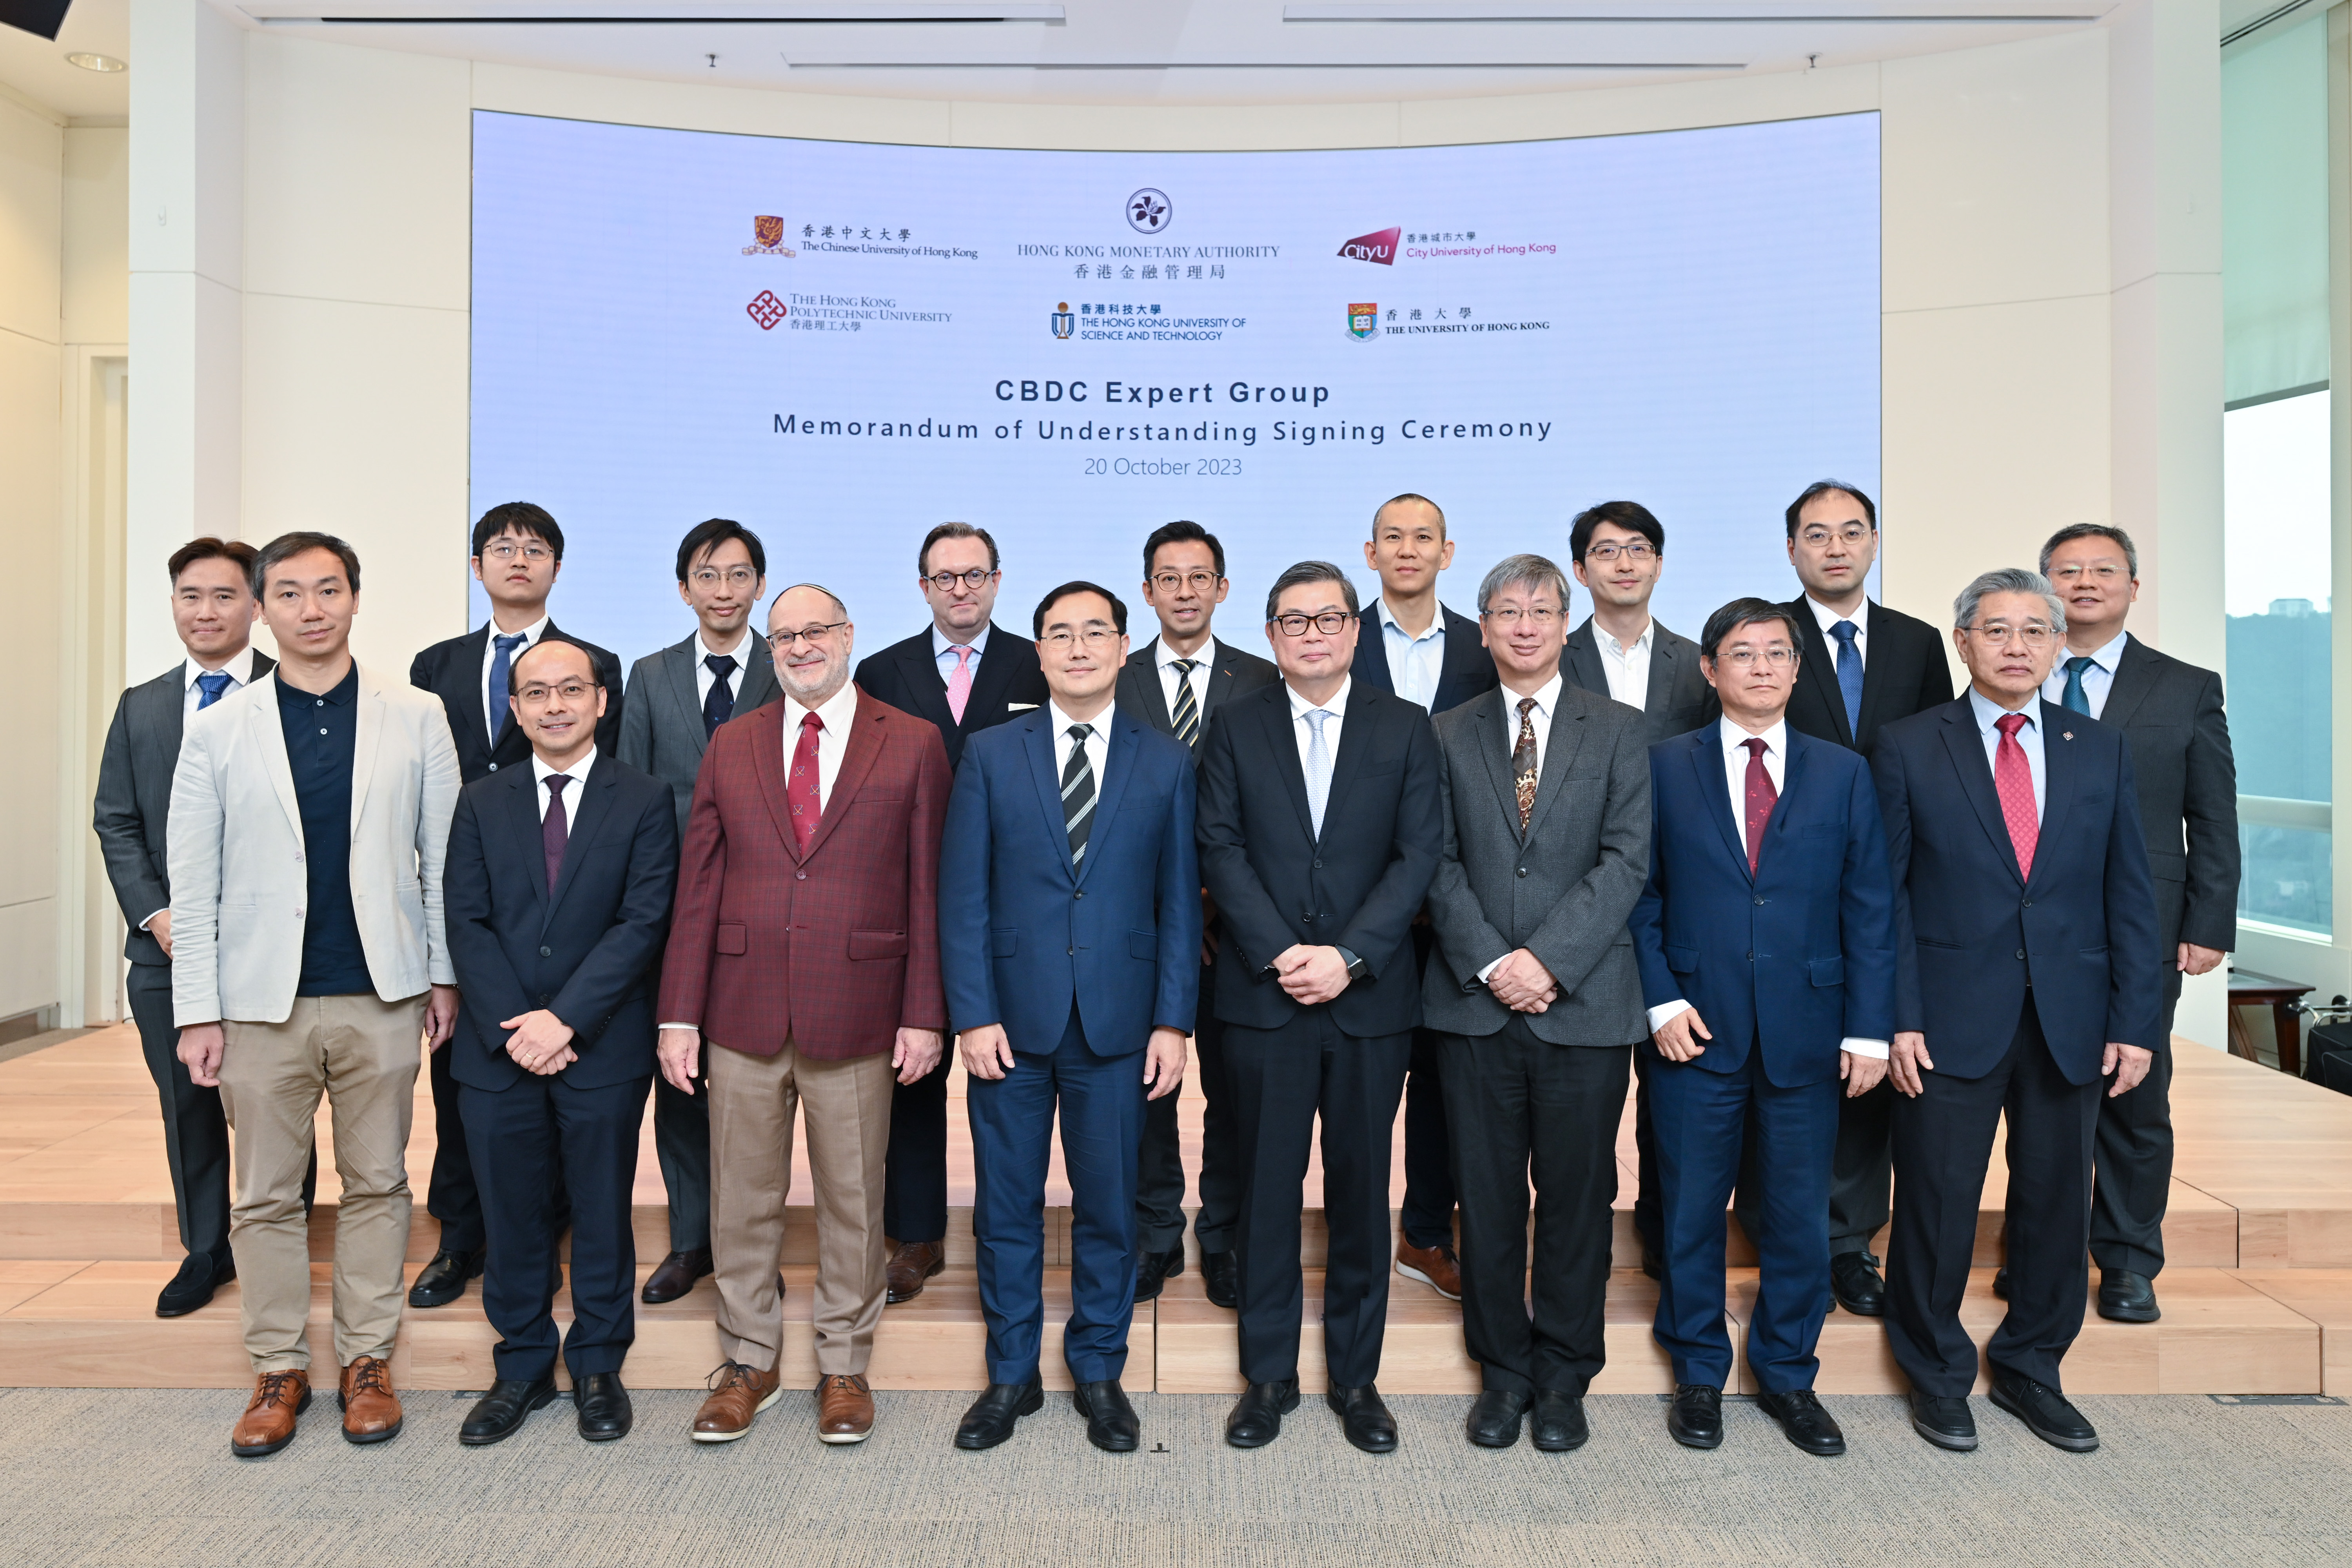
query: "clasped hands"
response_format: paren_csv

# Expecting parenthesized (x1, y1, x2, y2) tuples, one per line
(1485, 948, 1558, 1014)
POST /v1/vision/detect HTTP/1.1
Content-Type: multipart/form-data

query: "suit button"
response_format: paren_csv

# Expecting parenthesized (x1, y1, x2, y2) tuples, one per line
(1314, 860, 1323, 869)
(488, 762, 499, 771)
(540, 945, 553, 958)
(1074, 891, 1084, 900)
(795, 870, 807, 880)
(1516, 867, 1528, 878)
(1744, 951, 1753, 961)
(539, 994, 552, 1005)
(1067, 947, 1074, 956)
(1754, 897, 1765, 906)
(2022, 900, 2033, 908)
(2016, 949, 2027, 960)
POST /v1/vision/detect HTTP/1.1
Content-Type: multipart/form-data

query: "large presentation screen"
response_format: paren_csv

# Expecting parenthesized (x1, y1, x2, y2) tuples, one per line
(470, 109, 1880, 668)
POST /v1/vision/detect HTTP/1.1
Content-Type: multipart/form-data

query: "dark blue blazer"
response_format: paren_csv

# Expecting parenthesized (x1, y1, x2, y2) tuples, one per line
(1629, 725, 1896, 1088)
(443, 752, 679, 1091)
(1872, 697, 2164, 1082)
(1349, 602, 1499, 718)
(939, 706, 1201, 1057)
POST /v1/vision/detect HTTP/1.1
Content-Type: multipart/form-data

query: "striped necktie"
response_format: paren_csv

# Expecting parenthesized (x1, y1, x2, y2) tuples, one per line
(1062, 724, 1097, 864)
(1169, 659, 1201, 748)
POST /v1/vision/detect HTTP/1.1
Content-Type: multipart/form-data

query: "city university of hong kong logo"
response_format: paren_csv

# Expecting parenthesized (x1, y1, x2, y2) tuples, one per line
(1052, 302, 1075, 339)
(1127, 188, 1171, 234)
(1337, 227, 1399, 266)
(1349, 303, 1378, 340)
(743, 216, 797, 257)
(747, 290, 788, 329)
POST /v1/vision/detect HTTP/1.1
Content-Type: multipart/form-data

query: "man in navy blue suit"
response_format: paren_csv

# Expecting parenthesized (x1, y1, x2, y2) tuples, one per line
(1877, 568, 2162, 1456)
(1629, 597, 1895, 1458)
(938, 581, 1200, 1454)
(441, 637, 680, 1448)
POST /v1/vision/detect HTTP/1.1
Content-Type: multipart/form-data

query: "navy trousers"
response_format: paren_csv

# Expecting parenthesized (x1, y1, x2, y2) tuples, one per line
(966, 1008, 1147, 1387)
(462, 1072, 651, 1382)
(1647, 1039, 1838, 1393)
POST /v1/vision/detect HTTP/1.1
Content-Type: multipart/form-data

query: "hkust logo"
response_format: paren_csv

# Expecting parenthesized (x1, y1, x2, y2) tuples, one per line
(1348, 303, 1378, 340)
(743, 216, 797, 257)
(1051, 302, 1075, 339)
(1338, 227, 1400, 266)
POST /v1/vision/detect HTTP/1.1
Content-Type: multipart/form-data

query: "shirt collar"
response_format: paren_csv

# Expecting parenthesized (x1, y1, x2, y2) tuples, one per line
(186, 645, 258, 691)
(1287, 676, 1352, 721)
(934, 623, 991, 661)
(1968, 686, 2039, 731)
(697, 627, 751, 663)
(1595, 619, 1653, 659)
(2070, 627, 2129, 673)
(1156, 637, 1215, 672)
(532, 744, 597, 788)
(1048, 699, 1113, 738)
(279, 664, 359, 707)
(1720, 715, 1789, 758)
(1503, 673, 1564, 722)
(783, 682, 860, 735)
(1806, 595, 1872, 636)
(1375, 599, 1445, 644)
(488, 614, 550, 649)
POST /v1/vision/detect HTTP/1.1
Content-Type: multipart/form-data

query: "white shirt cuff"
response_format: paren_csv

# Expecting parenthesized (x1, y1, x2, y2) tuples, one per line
(1840, 1037, 1889, 1060)
(657, 1022, 697, 1034)
(1646, 1000, 1691, 1033)
(1477, 955, 1507, 984)
(139, 908, 167, 932)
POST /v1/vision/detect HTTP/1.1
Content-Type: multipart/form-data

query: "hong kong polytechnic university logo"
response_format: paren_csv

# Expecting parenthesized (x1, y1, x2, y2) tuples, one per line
(748, 290, 787, 329)
(1052, 302, 1075, 339)
(1127, 189, 1171, 234)
(1349, 303, 1378, 341)
(743, 216, 797, 257)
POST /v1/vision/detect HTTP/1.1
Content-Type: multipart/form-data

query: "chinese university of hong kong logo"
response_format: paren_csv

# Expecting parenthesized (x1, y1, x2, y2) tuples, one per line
(747, 290, 788, 329)
(1052, 302, 1075, 339)
(743, 216, 797, 257)
(1349, 303, 1378, 340)
(1127, 188, 1171, 234)
(1337, 227, 1399, 266)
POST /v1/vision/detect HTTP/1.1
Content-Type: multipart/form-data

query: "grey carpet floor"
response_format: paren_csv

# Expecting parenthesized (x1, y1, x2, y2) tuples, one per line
(3, 1387, 2348, 1567)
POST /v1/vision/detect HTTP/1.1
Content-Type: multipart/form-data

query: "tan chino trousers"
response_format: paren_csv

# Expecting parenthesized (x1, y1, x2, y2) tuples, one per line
(708, 1040, 894, 1376)
(218, 993, 425, 1372)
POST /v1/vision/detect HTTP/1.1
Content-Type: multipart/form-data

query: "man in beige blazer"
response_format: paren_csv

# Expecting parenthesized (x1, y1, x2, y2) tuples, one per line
(170, 532, 461, 1458)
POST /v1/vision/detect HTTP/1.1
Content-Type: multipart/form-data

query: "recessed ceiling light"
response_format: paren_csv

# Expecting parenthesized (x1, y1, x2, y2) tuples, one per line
(66, 53, 127, 72)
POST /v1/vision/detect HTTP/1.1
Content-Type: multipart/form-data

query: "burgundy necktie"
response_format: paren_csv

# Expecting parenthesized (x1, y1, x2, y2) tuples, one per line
(1741, 736, 1776, 874)
(788, 710, 823, 855)
(543, 774, 571, 893)
(1994, 711, 2039, 879)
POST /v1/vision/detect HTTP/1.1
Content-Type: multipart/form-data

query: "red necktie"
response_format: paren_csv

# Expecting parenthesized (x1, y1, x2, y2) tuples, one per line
(788, 710, 823, 854)
(1741, 737, 1776, 873)
(1994, 711, 2038, 879)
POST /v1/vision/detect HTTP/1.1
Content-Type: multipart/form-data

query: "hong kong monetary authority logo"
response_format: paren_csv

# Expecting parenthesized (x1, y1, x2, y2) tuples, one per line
(742, 216, 797, 257)
(1127, 189, 1171, 234)
(1349, 303, 1378, 340)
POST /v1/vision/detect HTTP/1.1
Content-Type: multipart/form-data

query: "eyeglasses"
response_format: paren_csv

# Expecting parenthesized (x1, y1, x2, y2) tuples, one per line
(1583, 542, 1653, 563)
(515, 681, 595, 703)
(774, 621, 848, 648)
(1040, 627, 1120, 650)
(1151, 570, 1222, 593)
(1483, 605, 1561, 626)
(1798, 524, 1874, 549)
(1716, 646, 1797, 669)
(926, 567, 996, 592)
(690, 566, 760, 590)
(1272, 611, 1356, 636)
(1962, 621, 2056, 648)
(481, 541, 552, 563)
(2048, 563, 2130, 584)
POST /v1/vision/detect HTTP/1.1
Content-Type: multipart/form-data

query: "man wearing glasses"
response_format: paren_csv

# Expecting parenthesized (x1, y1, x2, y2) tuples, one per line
(1773, 481, 1953, 1323)
(1876, 570, 2160, 1455)
(1114, 521, 1279, 1310)
(1197, 563, 1443, 1453)
(618, 518, 782, 1305)
(855, 523, 1051, 1304)
(406, 503, 625, 1312)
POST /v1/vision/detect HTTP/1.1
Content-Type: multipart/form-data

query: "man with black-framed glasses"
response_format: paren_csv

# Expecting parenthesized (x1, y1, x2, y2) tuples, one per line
(856, 523, 1051, 1304)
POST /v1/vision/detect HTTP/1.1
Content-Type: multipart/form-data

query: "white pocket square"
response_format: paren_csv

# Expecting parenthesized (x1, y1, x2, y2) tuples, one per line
(1007, 702, 1040, 711)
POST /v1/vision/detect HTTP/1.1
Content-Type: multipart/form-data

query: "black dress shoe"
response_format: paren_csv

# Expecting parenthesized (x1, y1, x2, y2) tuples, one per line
(1133, 1247, 1185, 1304)
(2097, 1269, 2160, 1323)
(1755, 1388, 1846, 1457)
(1989, 1370, 2099, 1452)
(1073, 1379, 1140, 1452)
(156, 1253, 232, 1318)
(1200, 1250, 1239, 1309)
(575, 1372, 632, 1441)
(459, 1377, 557, 1445)
(1992, 1267, 2010, 1300)
(1640, 1243, 1662, 1281)
(1466, 1388, 1528, 1449)
(1327, 1384, 1397, 1454)
(1667, 1383, 1723, 1449)
(1530, 1389, 1589, 1452)
(408, 1247, 485, 1309)
(1906, 1388, 1978, 1451)
(641, 1248, 713, 1305)
(1829, 1251, 1885, 1317)
(954, 1381, 1043, 1450)
(1224, 1378, 1300, 1448)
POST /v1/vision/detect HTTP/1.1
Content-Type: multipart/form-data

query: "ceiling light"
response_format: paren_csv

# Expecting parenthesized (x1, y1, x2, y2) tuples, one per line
(66, 51, 126, 70)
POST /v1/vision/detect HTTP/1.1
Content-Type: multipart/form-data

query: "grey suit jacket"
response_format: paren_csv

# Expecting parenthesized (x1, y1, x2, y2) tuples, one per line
(93, 654, 276, 967)
(616, 631, 781, 838)
(1114, 635, 1281, 751)
(1421, 682, 1652, 1047)
(1563, 615, 1718, 746)
(2098, 633, 2240, 972)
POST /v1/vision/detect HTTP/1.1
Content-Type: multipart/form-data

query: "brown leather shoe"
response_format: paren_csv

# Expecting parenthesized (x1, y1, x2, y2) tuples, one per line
(885, 1239, 946, 1303)
(1395, 1240, 1463, 1301)
(692, 1359, 782, 1443)
(230, 1369, 312, 1457)
(815, 1372, 875, 1444)
(338, 1355, 404, 1445)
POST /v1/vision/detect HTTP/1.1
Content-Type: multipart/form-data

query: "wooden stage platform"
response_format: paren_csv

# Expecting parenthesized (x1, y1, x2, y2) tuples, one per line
(2, 1025, 2347, 1397)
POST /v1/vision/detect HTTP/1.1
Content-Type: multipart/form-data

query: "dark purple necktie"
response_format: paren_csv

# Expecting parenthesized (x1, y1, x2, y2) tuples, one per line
(543, 774, 571, 893)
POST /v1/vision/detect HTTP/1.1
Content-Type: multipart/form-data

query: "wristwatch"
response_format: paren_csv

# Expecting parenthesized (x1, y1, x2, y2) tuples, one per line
(1334, 946, 1368, 982)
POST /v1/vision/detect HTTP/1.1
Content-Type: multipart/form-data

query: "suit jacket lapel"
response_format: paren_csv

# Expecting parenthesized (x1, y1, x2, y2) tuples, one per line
(802, 694, 887, 863)
(1789, 600, 1853, 746)
(664, 636, 708, 762)
(459, 625, 497, 758)
(1563, 621, 1608, 698)
(1202, 639, 1240, 720)
(505, 768, 550, 922)
(1352, 612, 1395, 694)
(1689, 730, 1751, 882)
(1857, 601, 1898, 740)
(160, 666, 187, 770)
(1315, 690, 1379, 844)
(350, 666, 385, 839)
(1262, 690, 1319, 846)
(1129, 646, 1174, 732)
(894, 639, 959, 735)
(1022, 714, 1080, 882)
(250, 678, 306, 846)
(1473, 690, 1523, 839)
(2097, 635, 2159, 729)
(2027, 701, 2081, 893)
(1764, 730, 1812, 863)
(1521, 697, 1587, 842)
(544, 756, 620, 925)
(1940, 702, 2025, 885)
(742, 704, 802, 860)
(963, 623, 1028, 727)
(739, 634, 780, 712)
(1643, 632, 1681, 715)
(1078, 712, 1141, 886)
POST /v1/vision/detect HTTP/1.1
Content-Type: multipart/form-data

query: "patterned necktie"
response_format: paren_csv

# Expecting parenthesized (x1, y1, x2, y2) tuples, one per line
(1062, 723, 1097, 864)
(1829, 619, 1864, 740)
(788, 709, 823, 855)
(2060, 655, 2096, 715)
(542, 774, 571, 893)
(1993, 712, 2039, 880)
(946, 643, 976, 725)
(1169, 659, 1201, 748)
(1304, 708, 1334, 838)
(1741, 736, 1777, 873)
(702, 653, 739, 740)
(1512, 697, 1539, 832)
(195, 671, 232, 710)
(490, 632, 526, 743)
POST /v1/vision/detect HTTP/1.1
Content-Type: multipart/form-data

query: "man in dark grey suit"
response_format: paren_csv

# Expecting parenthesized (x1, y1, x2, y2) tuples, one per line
(1559, 500, 1718, 1276)
(93, 537, 301, 1319)
(2028, 523, 2238, 1325)
(617, 518, 781, 1304)
(1423, 553, 1651, 1453)
(1113, 520, 1279, 1309)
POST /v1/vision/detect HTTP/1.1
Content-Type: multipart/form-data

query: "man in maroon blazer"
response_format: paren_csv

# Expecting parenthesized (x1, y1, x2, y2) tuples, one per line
(655, 583, 951, 1448)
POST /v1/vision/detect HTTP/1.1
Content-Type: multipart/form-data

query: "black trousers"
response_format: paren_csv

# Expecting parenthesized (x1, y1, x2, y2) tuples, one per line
(425, 1041, 486, 1254)
(1885, 1001, 2100, 1396)
(1136, 967, 1241, 1256)
(884, 1058, 949, 1245)
(1631, 1046, 1663, 1259)
(1225, 1013, 1410, 1388)
(652, 1068, 711, 1252)
(1397, 926, 1456, 1252)
(1439, 1017, 1630, 1396)
(2090, 985, 2179, 1278)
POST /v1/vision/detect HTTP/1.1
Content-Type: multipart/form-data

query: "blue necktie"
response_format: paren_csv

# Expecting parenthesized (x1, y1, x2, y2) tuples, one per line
(195, 671, 232, 709)
(489, 632, 527, 744)
(1304, 708, 1334, 838)
(1829, 619, 1864, 740)
(2060, 655, 2096, 716)
(704, 653, 740, 740)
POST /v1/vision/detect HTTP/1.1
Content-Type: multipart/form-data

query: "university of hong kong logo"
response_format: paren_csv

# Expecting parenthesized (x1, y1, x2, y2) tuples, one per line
(747, 290, 788, 330)
(1337, 227, 1399, 266)
(1348, 303, 1378, 340)
(742, 216, 797, 257)
(1127, 188, 1171, 234)
(1051, 302, 1075, 339)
